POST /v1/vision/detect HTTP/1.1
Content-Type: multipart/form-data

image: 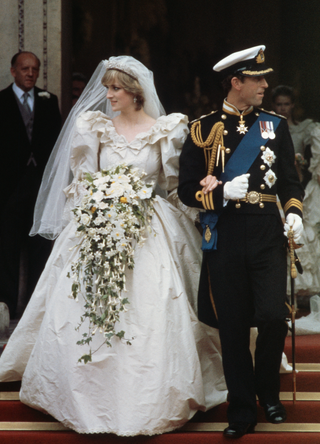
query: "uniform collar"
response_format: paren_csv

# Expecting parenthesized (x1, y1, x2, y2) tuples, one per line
(222, 99, 253, 116)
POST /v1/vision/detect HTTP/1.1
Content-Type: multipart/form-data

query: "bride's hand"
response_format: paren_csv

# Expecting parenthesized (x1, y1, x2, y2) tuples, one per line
(200, 175, 222, 195)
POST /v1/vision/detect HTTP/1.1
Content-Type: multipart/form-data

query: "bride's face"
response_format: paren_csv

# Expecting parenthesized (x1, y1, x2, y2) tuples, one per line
(106, 83, 135, 112)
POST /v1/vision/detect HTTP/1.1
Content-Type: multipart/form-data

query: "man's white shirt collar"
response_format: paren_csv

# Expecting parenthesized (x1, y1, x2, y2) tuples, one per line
(12, 83, 35, 110)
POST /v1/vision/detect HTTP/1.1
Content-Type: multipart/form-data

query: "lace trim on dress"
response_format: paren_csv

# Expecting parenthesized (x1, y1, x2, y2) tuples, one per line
(77, 110, 188, 158)
(59, 417, 189, 436)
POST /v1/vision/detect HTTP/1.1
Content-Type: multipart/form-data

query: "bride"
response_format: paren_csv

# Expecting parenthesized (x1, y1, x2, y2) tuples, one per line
(0, 56, 227, 435)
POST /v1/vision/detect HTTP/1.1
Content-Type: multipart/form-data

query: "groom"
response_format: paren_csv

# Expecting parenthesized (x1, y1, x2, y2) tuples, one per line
(179, 45, 304, 438)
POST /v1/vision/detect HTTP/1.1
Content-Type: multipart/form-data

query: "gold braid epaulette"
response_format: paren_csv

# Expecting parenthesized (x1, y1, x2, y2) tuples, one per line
(190, 120, 225, 175)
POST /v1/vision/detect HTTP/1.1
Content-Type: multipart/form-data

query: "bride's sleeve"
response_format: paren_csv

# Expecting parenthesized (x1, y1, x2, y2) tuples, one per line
(157, 113, 188, 191)
(158, 113, 200, 222)
(63, 110, 110, 219)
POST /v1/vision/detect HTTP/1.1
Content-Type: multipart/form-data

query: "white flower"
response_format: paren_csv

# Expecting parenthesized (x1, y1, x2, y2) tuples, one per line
(111, 226, 125, 240)
(263, 169, 277, 188)
(137, 186, 152, 199)
(80, 214, 91, 225)
(261, 148, 276, 168)
(38, 91, 50, 98)
(105, 208, 117, 221)
(92, 190, 105, 202)
(98, 201, 109, 210)
(94, 215, 106, 225)
(93, 175, 110, 186)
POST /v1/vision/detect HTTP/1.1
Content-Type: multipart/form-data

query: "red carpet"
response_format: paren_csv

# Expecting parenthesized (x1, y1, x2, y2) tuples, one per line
(1, 334, 320, 443)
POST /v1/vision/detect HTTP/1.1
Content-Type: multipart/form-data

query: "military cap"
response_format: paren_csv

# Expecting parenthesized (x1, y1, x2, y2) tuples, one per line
(213, 45, 273, 77)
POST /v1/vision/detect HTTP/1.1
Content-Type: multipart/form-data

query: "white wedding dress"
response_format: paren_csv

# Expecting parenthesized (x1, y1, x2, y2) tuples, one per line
(0, 111, 227, 435)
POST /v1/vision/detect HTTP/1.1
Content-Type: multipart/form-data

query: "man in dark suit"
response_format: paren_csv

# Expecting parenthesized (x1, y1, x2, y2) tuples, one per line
(0, 51, 61, 319)
(179, 45, 304, 438)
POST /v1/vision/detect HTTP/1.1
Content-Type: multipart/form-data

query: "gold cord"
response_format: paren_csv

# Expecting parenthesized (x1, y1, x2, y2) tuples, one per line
(190, 121, 225, 174)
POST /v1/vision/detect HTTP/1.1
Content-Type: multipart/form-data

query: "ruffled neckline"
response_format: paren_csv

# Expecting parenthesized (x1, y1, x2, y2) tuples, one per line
(78, 110, 188, 158)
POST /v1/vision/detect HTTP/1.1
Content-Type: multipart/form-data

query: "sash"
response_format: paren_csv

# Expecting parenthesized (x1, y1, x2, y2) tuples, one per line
(200, 111, 281, 251)
(219, 112, 281, 182)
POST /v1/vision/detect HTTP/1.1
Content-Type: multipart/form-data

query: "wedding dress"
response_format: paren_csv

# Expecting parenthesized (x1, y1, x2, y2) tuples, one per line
(0, 110, 228, 435)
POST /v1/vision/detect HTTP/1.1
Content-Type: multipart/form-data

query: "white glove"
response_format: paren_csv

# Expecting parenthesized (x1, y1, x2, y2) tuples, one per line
(224, 174, 250, 200)
(284, 213, 303, 243)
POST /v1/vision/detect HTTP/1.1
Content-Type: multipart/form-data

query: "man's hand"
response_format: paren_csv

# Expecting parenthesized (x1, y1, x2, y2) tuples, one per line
(284, 213, 303, 243)
(200, 175, 222, 195)
(223, 174, 250, 200)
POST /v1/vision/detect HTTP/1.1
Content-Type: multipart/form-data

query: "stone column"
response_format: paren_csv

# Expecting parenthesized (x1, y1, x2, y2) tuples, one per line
(0, 0, 71, 120)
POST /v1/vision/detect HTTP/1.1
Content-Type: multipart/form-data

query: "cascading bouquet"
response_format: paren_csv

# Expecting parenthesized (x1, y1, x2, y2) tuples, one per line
(67, 164, 156, 363)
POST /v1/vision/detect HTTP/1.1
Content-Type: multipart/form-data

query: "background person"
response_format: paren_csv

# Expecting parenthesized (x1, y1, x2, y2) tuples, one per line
(71, 72, 87, 106)
(272, 85, 316, 188)
(272, 85, 320, 300)
(0, 51, 61, 319)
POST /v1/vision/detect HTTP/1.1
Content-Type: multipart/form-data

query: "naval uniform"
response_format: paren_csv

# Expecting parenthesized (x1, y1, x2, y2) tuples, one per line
(178, 99, 304, 424)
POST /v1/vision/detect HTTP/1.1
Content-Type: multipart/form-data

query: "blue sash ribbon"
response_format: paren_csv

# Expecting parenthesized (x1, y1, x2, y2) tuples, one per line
(200, 111, 281, 251)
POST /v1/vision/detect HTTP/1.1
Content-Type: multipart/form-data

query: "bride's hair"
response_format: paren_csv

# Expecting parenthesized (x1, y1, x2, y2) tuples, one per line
(101, 69, 145, 110)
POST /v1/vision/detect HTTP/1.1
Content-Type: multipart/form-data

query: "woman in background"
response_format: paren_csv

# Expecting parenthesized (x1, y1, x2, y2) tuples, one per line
(272, 85, 320, 298)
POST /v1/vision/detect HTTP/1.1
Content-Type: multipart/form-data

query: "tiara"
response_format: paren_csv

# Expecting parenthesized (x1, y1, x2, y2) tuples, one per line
(103, 60, 138, 80)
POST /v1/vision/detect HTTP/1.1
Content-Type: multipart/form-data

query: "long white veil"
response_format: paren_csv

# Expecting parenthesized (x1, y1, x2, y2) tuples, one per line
(30, 56, 166, 240)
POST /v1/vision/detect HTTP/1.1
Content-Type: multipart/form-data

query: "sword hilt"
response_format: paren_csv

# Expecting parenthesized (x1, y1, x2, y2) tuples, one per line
(288, 227, 297, 279)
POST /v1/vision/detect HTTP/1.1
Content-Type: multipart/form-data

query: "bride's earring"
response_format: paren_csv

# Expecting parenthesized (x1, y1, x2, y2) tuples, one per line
(133, 97, 137, 103)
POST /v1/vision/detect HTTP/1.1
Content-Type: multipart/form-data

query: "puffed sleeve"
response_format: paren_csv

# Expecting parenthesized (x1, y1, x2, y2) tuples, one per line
(156, 113, 200, 222)
(157, 113, 189, 191)
(63, 110, 111, 219)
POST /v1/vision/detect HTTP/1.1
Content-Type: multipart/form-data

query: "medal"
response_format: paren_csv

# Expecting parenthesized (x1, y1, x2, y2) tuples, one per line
(237, 114, 248, 134)
(260, 121, 276, 139)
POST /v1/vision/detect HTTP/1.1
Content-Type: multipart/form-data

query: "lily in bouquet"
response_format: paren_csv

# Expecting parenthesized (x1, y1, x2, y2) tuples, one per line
(68, 164, 155, 363)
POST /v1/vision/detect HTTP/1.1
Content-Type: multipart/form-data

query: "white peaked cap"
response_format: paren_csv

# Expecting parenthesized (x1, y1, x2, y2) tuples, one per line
(213, 45, 273, 77)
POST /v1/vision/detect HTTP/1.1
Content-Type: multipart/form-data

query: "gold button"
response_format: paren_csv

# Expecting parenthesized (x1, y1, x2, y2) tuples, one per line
(223, 130, 228, 136)
(255, 112, 260, 116)
(221, 114, 227, 120)
(260, 146, 266, 151)
(260, 165, 266, 170)
(260, 184, 266, 190)
(235, 202, 241, 209)
(226, 148, 231, 154)
(259, 202, 264, 208)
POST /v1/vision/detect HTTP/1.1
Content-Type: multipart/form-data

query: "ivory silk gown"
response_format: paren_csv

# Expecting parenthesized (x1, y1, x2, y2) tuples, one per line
(0, 111, 228, 435)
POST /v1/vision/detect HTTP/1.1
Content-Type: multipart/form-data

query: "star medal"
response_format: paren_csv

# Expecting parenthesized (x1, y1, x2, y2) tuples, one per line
(237, 114, 248, 134)
(259, 121, 276, 140)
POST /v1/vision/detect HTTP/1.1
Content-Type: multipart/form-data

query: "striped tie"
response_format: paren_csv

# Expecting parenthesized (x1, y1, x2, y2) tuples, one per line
(22, 92, 31, 116)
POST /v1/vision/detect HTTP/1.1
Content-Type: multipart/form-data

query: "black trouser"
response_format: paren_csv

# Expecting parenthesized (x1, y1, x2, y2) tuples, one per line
(0, 179, 52, 319)
(205, 213, 289, 424)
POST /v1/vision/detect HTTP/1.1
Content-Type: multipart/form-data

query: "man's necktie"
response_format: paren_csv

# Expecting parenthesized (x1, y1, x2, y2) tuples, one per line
(22, 92, 33, 143)
(22, 92, 32, 116)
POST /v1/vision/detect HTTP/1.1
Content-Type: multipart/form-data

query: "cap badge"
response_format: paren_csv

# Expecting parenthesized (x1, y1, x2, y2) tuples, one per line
(256, 49, 265, 64)
(259, 121, 276, 140)
(237, 114, 248, 135)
